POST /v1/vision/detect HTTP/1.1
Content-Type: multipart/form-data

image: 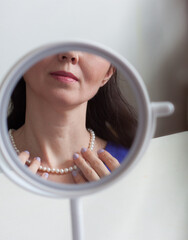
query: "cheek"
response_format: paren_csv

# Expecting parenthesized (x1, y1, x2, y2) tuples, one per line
(23, 66, 46, 90)
(24, 67, 38, 84)
(23, 58, 51, 85)
(83, 65, 109, 86)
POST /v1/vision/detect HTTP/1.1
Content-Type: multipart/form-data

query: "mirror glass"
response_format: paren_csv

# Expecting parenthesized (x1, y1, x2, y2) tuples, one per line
(6, 50, 138, 185)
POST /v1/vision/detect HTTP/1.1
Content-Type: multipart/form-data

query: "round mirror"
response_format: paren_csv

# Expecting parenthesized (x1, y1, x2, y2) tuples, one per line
(0, 41, 173, 198)
(7, 51, 138, 184)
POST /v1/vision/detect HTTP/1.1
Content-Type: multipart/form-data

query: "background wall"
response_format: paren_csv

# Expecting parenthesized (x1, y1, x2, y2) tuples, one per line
(1, 0, 188, 137)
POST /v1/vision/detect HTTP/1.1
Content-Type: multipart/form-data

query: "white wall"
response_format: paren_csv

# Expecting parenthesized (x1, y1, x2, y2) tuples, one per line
(1, 0, 187, 136)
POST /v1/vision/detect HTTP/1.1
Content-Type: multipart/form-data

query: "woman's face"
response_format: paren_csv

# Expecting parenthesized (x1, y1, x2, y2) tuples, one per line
(23, 52, 115, 108)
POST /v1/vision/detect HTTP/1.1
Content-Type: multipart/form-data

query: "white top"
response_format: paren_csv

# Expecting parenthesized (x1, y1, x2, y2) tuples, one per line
(0, 131, 187, 240)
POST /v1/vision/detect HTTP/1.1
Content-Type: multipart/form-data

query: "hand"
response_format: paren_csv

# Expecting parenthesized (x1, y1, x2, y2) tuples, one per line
(72, 148, 120, 184)
(18, 151, 49, 179)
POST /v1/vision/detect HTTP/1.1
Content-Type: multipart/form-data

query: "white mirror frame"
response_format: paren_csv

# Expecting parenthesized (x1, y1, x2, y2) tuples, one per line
(0, 40, 174, 198)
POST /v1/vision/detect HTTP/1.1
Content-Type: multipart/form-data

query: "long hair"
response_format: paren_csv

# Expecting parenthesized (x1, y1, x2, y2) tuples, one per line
(7, 73, 137, 148)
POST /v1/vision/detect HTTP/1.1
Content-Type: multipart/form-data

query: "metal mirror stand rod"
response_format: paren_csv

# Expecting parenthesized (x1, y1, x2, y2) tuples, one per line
(70, 198, 85, 240)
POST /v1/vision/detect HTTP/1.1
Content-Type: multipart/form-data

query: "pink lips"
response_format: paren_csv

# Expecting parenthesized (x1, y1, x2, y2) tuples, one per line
(50, 71, 78, 82)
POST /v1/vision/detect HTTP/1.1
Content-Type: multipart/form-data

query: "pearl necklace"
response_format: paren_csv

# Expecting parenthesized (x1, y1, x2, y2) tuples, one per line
(8, 128, 95, 175)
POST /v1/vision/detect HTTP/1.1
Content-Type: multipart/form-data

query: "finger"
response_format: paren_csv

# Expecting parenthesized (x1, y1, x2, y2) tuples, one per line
(97, 149, 120, 171)
(73, 153, 100, 182)
(41, 172, 49, 180)
(72, 169, 87, 184)
(80, 148, 110, 178)
(18, 151, 30, 164)
(29, 157, 41, 173)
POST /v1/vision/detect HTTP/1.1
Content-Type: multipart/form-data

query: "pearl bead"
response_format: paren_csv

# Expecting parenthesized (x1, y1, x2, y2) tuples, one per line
(9, 128, 95, 175)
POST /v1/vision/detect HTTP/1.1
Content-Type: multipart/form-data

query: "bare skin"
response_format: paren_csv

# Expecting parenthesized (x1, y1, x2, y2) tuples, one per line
(72, 148, 120, 184)
(15, 131, 111, 184)
(11, 51, 120, 184)
(17, 145, 120, 184)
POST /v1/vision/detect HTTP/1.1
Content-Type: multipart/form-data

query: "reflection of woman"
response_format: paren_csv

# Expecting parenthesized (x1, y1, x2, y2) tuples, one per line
(8, 52, 137, 184)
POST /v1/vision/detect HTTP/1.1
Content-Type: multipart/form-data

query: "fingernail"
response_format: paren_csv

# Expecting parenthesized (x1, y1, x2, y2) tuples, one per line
(72, 170, 77, 177)
(35, 157, 41, 162)
(43, 173, 49, 179)
(73, 153, 79, 160)
(81, 147, 87, 153)
(24, 150, 30, 155)
(97, 149, 104, 154)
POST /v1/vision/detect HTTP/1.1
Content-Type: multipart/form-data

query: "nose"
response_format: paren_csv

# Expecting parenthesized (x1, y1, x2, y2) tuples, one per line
(58, 52, 79, 64)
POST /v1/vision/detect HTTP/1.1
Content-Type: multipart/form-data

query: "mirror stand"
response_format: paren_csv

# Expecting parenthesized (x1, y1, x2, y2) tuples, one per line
(70, 198, 84, 240)
(0, 41, 175, 240)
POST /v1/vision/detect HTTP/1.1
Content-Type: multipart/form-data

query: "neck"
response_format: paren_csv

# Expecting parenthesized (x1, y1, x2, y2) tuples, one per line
(14, 92, 91, 169)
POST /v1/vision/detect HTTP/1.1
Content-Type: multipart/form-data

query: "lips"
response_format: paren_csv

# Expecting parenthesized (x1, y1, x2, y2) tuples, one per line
(50, 71, 78, 81)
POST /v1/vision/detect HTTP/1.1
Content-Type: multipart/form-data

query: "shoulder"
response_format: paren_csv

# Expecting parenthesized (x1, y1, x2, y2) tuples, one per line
(105, 141, 129, 164)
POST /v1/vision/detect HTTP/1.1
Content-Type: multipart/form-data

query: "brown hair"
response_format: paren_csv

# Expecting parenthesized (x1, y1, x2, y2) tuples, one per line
(7, 72, 137, 148)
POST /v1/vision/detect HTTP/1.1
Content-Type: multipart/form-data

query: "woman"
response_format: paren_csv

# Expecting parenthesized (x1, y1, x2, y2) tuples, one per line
(8, 51, 137, 184)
